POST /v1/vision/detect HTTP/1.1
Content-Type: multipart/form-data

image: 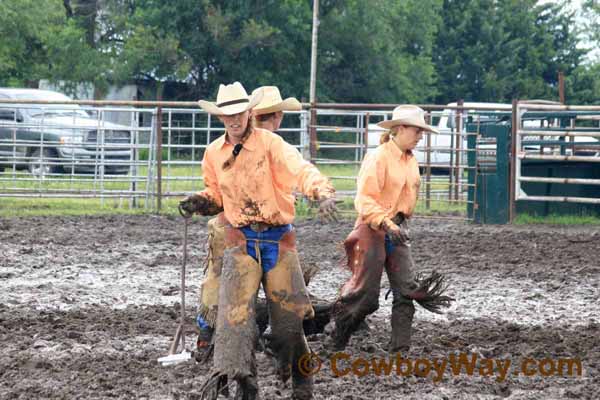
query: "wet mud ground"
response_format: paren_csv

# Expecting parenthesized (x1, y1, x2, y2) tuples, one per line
(0, 215, 598, 399)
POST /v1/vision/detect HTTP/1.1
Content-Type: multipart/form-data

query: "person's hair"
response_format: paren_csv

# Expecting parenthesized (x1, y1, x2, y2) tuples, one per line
(255, 112, 277, 122)
(379, 125, 403, 144)
(222, 117, 254, 171)
(380, 130, 392, 144)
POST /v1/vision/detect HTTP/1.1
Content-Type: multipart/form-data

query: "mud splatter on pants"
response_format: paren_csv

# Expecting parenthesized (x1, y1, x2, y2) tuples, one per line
(334, 223, 419, 347)
(197, 214, 227, 328)
(212, 223, 315, 397)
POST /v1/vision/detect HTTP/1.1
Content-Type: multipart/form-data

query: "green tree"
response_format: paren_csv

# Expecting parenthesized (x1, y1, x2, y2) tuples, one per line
(317, 0, 442, 103)
(433, 0, 586, 104)
(98, 0, 443, 103)
(0, 0, 106, 96)
(567, 63, 600, 104)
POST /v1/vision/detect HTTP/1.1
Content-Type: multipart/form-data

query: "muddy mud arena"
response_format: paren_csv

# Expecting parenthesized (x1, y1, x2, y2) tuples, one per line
(0, 215, 598, 399)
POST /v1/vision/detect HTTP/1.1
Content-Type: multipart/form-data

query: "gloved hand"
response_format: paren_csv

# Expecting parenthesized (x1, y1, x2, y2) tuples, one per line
(318, 197, 339, 223)
(381, 217, 409, 245)
(179, 194, 220, 216)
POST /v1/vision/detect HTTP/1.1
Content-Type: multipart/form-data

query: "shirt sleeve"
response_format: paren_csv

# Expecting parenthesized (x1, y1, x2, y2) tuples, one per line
(296, 160, 335, 200)
(355, 153, 388, 229)
(270, 136, 335, 200)
(197, 148, 223, 207)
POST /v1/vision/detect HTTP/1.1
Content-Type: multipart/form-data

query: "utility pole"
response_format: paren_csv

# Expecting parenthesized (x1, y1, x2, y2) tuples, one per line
(309, 0, 319, 160)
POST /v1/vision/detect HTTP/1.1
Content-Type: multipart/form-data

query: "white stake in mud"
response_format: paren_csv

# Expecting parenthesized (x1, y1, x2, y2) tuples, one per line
(158, 209, 193, 366)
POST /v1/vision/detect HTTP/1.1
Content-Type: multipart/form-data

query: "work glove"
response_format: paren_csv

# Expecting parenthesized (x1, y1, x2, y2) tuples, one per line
(318, 197, 340, 223)
(381, 217, 409, 245)
(179, 194, 221, 216)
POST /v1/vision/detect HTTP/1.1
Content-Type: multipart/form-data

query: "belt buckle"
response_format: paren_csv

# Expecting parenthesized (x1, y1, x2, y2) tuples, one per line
(250, 223, 267, 233)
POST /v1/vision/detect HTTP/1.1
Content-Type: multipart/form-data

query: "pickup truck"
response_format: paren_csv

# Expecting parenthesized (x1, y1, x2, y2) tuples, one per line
(0, 88, 132, 176)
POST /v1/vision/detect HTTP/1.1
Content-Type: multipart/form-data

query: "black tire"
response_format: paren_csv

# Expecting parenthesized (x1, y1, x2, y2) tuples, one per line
(28, 148, 63, 177)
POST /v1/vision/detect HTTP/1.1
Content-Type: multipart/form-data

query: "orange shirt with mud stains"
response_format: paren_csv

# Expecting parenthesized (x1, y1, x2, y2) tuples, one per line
(354, 139, 421, 229)
(197, 128, 335, 227)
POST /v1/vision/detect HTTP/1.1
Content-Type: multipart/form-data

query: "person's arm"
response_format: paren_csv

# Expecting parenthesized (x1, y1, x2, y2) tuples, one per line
(197, 150, 223, 208)
(270, 136, 335, 200)
(180, 149, 223, 216)
(297, 160, 335, 201)
(270, 136, 338, 221)
(355, 154, 388, 229)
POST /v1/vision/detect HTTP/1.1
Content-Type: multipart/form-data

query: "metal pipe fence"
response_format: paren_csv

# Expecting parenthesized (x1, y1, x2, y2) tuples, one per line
(1, 99, 525, 220)
(513, 102, 600, 208)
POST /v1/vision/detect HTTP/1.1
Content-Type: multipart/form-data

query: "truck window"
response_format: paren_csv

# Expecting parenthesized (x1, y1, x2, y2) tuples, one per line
(0, 110, 16, 121)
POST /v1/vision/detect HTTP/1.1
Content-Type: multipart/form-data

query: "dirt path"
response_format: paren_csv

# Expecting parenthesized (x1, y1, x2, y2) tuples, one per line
(0, 215, 598, 399)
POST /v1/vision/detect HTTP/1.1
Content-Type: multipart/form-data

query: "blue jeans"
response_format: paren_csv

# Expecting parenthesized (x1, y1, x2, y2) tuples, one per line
(239, 224, 293, 273)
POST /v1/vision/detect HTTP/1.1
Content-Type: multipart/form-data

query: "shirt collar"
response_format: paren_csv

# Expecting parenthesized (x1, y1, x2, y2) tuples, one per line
(385, 139, 413, 160)
(215, 134, 227, 149)
(218, 129, 258, 151)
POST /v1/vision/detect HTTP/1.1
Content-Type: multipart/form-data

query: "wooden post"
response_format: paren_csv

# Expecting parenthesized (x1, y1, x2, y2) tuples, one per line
(558, 71, 565, 104)
(309, 0, 319, 160)
(310, 106, 317, 160)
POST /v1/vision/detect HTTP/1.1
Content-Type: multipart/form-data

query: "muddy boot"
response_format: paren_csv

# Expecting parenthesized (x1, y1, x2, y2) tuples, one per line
(233, 375, 259, 400)
(389, 302, 415, 353)
(199, 373, 229, 400)
(292, 365, 314, 400)
(330, 321, 352, 351)
(194, 325, 214, 363)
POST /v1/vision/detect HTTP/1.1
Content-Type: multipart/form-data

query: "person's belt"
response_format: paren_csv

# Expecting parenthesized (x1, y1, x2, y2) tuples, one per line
(248, 222, 276, 233)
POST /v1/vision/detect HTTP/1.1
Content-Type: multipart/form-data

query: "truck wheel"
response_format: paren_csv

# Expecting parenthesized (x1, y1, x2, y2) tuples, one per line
(28, 148, 63, 177)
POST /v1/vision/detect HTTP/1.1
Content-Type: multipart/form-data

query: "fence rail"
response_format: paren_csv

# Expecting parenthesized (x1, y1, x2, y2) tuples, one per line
(1, 99, 538, 220)
(512, 101, 600, 214)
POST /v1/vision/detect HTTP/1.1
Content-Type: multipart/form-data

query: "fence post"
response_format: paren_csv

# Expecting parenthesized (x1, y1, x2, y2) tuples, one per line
(448, 103, 455, 200)
(454, 99, 464, 201)
(300, 111, 311, 159)
(363, 113, 370, 160)
(310, 105, 318, 161)
(156, 106, 163, 212)
(425, 111, 432, 209)
(509, 99, 518, 223)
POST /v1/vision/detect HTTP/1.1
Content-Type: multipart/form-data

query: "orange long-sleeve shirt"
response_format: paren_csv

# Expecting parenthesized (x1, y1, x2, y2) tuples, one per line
(354, 140, 421, 229)
(198, 128, 335, 227)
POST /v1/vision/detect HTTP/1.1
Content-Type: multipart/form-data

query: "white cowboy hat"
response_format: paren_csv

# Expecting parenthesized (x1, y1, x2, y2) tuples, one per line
(251, 86, 302, 115)
(377, 105, 439, 133)
(198, 82, 264, 116)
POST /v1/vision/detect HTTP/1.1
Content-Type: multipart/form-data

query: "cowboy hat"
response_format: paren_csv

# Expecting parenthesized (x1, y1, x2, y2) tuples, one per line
(198, 82, 264, 116)
(377, 105, 439, 133)
(251, 86, 302, 115)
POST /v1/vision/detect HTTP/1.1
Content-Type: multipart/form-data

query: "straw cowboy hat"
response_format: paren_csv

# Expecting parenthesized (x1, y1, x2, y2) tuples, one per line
(198, 82, 264, 116)
(251, 86, 302, 115)
(377, 105, 439, 133)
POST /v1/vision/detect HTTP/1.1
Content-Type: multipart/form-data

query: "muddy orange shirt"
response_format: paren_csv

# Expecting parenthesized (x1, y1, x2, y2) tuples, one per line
(354, 140, 421, 229)
(198, 128, 335, 227)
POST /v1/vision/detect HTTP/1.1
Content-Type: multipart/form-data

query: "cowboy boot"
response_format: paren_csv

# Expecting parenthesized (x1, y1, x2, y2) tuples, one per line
(292, 350, 315, 400)
(389, 301, 415, 353)
(292, 374, 314, 400)
(233, 376, 259, 400)
(194, 324, 214, 363)
(323, 318, 351, 351)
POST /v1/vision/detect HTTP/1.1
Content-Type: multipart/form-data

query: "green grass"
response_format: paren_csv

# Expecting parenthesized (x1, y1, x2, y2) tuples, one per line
(514, 213, 600, 225)
(0, 197, 151, 217)
(0, 164, 466, 217)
